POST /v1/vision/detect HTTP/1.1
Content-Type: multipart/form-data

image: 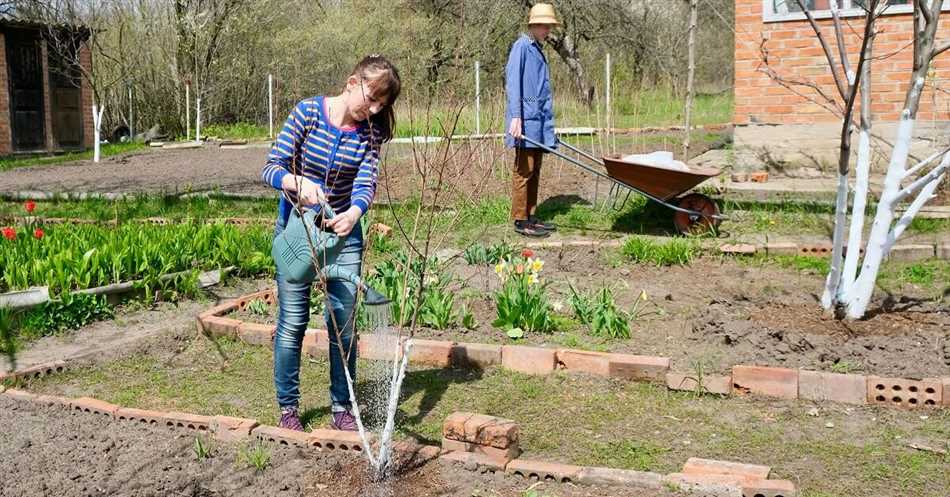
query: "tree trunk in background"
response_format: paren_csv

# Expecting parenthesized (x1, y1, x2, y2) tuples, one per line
(548, 31, 594, 106)
(683, 0, 697, 158)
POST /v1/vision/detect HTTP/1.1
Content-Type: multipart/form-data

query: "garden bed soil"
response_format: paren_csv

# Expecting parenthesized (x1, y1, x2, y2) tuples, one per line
(235, 247, 950, 378)
(0, 395, 669, 497)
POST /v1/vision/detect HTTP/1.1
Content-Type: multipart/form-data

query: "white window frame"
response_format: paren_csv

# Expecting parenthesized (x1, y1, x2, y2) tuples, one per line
(763, 0, 947, 23)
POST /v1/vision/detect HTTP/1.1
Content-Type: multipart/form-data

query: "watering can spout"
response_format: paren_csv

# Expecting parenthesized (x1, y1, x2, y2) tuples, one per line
(363, 285, 390, 307)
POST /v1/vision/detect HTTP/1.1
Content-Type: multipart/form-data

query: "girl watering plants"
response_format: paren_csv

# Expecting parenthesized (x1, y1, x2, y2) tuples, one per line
(506, 2, 559, 238)
(261, 55, 401, 432)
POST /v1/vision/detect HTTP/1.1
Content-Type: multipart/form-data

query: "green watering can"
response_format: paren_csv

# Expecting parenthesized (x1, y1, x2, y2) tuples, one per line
(272, 201, 389, 306)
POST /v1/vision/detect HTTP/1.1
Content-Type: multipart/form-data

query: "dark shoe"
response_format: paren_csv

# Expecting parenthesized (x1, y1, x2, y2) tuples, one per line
(330, 409, 358, 431)
(528, 216, 556, 232)
(279, 406, 304, 431)
(514, 220, 550, 238)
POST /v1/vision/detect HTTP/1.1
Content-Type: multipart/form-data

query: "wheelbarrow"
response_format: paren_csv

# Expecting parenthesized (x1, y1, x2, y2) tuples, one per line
(520, 136, 724, 234)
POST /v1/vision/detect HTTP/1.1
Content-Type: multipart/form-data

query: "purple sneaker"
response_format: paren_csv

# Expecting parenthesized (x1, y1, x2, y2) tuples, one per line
(330, 409, 357, 431)
(279, 406, 304, 431)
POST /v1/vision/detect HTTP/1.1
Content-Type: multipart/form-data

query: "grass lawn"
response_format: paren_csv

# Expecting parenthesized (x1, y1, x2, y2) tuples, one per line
(23, 335, 949, 497)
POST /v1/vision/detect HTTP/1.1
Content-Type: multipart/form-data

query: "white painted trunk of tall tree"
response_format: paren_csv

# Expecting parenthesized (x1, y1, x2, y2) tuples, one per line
(92, 103, 105, 163)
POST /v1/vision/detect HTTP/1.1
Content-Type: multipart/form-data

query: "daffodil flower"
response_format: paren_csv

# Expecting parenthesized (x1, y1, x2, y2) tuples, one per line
(495, 262, 506, 276)
(639, 290, 648, 302)
(531, 258, 544, 273)
(527, 273, 538, 285)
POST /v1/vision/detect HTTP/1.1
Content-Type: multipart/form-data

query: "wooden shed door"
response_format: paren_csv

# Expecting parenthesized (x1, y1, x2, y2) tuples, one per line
(48, 43, 82, 149)
(5, 30, 46, 151)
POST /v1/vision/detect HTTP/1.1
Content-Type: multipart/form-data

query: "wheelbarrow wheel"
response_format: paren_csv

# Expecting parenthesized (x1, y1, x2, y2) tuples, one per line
(673, 193, 721, 235)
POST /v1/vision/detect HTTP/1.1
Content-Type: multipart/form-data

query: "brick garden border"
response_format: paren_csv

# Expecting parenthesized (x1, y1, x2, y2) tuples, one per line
(197, 288, 950, 411)
(0, 385, 798, 497)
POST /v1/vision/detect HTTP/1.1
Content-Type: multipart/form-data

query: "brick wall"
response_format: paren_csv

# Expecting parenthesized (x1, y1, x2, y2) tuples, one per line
(735, 0, 950, 125)
(0, 32, 10, 155)
(80, 44, 93, 149)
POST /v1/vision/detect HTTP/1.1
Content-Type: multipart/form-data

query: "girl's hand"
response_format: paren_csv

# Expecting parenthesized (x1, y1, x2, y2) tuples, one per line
(282, 175, 326, 206)
(324, 207, 361, 237)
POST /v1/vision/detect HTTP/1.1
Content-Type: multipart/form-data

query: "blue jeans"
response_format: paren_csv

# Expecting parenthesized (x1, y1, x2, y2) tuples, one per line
(273, 219, 362, 411)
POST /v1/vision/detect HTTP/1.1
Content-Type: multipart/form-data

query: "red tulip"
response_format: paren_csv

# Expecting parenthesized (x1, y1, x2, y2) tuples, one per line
(24, 200, 35, 213)
(521, 248, 534, 258)
(1, 227, 14, 240)
(33, 228, 44, 239)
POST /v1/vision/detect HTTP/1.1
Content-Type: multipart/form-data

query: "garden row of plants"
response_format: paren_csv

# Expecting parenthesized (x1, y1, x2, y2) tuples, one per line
(344, 237, 691, 341)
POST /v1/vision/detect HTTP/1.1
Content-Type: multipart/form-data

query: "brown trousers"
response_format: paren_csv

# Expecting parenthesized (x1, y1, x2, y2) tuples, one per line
(512, 148, 543, 221)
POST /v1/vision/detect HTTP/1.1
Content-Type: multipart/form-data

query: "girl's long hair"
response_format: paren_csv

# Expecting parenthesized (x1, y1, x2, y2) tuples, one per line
(353, 55, 401, 143)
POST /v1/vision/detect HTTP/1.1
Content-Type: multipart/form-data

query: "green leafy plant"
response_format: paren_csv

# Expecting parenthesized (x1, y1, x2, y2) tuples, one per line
(369, 230, 399, 255)
(248, 298, 269, 316)
(589, 287, 630, 339)
(0, 307, 19, 371)
(419, 286, 458, 329)
(239, 442, 270, 472)
(461, 304, 477, 330)
(463, 241, 515, 265)
(621, 236, 697, 266)
(193, 436, 213, 460)
(492, 255, 554, 334)
(568, 284, 596, 325)
(20, 293, 114, 338)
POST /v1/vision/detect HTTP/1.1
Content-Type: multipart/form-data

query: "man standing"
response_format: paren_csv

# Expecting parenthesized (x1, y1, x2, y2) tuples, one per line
(505, 3, 559, 238)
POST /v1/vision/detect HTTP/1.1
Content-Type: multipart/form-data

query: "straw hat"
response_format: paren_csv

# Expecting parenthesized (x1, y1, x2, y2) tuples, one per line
(528, 3, 559, 25)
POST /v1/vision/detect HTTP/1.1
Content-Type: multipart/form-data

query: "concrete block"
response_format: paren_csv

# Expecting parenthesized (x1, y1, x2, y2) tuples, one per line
(451, 342, 502, 369)
(358, 333, 401, 361)
(202, 316, 242, 338)
(798, 244, 832, 257)
(237, 322, 274, 346)
(439, 450, 506, 473)
(720, 243, 758, 255)
(742, 479, 798, 497)
(2, 388, 37, 403)
(501, 346, 557, 375)
(211, 415, 259, 443)
(887, 244, 936, 262)
(682, 457, 771, 480)
(867, 376, 942, 408)
(163, 411, 212, 431)
(607, 354, 670, 382)
(732, 366, 799, 399)
(442, 438, 520, 464)
(575, 467, 664, 489)
(765, 243, 799, 256)
(443, 412, 519, 449)
(116, 407, 165, 425)
(408, 339, 454, 367)
(556, 349, 610, 376)
(70, 397, 118, 418)
(664, 473, 744, 497)
(798, 370, 867, 405)
(506, 459, 584, 483)
(252, 425, 311, 448)
(937, 243, 950, 260)
(303, 329, 329, 357)
(666, 372, 732, 395)
(309, 428, 367, 452)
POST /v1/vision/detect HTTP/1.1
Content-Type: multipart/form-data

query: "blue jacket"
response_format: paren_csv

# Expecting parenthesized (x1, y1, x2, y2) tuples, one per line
(505, 34, 556, 149)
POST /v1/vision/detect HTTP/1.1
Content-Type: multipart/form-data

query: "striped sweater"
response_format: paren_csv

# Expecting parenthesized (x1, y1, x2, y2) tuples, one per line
(261, 96, 381, 225)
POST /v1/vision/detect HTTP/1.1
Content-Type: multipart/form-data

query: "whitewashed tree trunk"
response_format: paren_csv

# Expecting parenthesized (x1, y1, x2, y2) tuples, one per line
(683, 0, 697, 158)
(92, 103, 104, 163)
(840, 42, 874, 302)
(195, 97, 202, 143)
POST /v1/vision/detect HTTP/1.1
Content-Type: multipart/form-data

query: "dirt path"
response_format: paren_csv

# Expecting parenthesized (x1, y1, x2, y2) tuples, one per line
(1, 278, 272, 374)
(0, 395, 670, 497)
